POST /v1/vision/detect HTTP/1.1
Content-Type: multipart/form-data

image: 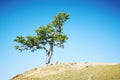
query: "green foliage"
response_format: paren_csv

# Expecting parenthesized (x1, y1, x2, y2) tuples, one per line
(14, 12, 69, 52)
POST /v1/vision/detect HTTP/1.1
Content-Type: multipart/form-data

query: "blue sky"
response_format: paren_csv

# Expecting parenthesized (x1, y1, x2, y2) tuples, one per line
(0, 0, 120, 79)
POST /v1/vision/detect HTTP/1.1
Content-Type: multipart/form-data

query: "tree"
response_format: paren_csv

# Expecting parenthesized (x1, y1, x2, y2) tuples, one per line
(14, 12, 70, 64)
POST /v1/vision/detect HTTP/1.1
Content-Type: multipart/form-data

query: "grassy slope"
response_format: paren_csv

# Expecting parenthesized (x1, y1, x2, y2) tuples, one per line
(11, 63, 120, 80)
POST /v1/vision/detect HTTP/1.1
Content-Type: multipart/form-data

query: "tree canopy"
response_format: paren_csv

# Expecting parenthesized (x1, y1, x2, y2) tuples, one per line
(14, 12, 70, 64)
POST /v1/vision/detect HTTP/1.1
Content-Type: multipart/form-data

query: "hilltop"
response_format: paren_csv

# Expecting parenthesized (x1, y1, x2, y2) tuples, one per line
(11, 62, 120, 80)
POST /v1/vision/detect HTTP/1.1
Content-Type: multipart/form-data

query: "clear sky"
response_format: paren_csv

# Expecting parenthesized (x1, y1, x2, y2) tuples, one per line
(0, 0, 120, 79)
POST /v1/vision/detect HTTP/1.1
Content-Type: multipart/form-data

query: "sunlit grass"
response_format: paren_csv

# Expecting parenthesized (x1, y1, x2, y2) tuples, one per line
(11, 64, 120, 80)
(36, 64, 120, 80)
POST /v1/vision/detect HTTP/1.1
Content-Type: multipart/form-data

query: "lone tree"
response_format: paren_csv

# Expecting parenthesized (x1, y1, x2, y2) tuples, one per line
(14, 12, 69, 64)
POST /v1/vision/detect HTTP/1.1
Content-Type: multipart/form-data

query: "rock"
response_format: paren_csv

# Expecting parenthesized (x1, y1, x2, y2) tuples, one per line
(55, 61, 59, 65)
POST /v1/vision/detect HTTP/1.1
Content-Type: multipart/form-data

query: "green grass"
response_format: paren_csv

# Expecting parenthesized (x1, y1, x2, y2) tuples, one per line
(11, 64, 120, 80)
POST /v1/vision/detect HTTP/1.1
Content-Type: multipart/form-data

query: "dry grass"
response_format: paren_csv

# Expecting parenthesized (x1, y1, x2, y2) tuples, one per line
(11, 62, 120, 80)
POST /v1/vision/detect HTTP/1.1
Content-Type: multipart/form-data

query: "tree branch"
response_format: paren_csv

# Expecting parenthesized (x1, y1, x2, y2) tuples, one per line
(40, 45, 48, 52)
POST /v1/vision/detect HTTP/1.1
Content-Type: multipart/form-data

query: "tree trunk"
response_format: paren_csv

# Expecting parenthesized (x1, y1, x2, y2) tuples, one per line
(45, 45, 53, 64)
